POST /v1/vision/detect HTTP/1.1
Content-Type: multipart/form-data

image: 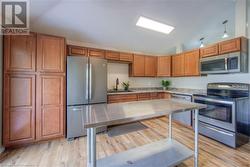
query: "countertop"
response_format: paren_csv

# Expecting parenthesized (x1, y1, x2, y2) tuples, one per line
(107, 87, 206, 96)
(84, 99, 206, 128)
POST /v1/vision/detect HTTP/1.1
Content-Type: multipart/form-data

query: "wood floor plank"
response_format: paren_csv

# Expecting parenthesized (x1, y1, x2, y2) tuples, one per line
(0, 117, 249, 167)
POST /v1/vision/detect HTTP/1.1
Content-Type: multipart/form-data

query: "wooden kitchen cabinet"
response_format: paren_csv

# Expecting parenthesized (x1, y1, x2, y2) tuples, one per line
(120, 52, 133, 62)
(158, 92, 171, 99)
(130, 54, 145, 77)
(37, 34, 65, 73)
(105, 51, 120, 60)
(184, 49, 200, 76)
(145, 56, 157, 77)
(108, 94, 138, 103)
(137, 93, 151, 100)
(200, 44, 218, 58)
(88, 48, 105, 58)
(3, 33, 66, 148)
(219, 37, 241, 54)
(4, 33, 36, 72)
(3, 74, 36, 147)
(36, 74, 65, 140)
(68, 45, 87, 56)
(157, 56, 171, 77)
(171, 54, 185, 77)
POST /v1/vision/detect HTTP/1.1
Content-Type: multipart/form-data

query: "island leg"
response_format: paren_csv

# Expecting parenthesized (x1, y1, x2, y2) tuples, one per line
(194, 109, 199, 167)
(168, 114, 172, 140)
(87, 128, 97, 167)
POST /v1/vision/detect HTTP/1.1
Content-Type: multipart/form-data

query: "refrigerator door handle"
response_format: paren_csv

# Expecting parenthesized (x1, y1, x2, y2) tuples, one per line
(89, 63, 92, 100)
(85, 64, 89, 100)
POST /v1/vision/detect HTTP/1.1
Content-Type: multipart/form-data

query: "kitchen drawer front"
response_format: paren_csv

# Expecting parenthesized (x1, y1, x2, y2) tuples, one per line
(137, 93, 151, 100)
(105, 51, 120, 60)
(219, 38, 241, 54)
(120, 52, 133, 62)
(150, 92, 159, 99)
(88, 48, 105, 58)
(158, 92, 171, 99)
(200, 44, 218, 58)
(108, 94, 138, 103)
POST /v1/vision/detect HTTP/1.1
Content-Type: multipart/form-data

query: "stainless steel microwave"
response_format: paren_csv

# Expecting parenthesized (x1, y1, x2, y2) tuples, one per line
(200, 52, 248, 74)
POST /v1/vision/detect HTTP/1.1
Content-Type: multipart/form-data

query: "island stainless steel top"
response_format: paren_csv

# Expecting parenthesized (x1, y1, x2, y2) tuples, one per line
(84, 99, 206, 128)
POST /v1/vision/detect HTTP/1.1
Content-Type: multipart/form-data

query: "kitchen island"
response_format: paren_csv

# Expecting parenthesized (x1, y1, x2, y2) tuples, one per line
(84, 99, 206, 167)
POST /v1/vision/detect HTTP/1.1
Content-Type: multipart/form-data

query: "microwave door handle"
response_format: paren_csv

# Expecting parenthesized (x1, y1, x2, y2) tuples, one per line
(225, 57, 228, 71)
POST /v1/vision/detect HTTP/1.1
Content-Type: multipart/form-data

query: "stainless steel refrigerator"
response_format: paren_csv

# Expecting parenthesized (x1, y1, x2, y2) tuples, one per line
(66, 56, 107, 140)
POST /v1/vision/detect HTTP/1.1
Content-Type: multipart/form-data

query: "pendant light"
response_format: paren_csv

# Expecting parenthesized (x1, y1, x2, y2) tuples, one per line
(200, 37, 205, 48)
(222, 20, 229, 38)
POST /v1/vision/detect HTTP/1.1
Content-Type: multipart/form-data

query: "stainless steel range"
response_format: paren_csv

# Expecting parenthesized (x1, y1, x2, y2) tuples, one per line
(193, 83, 250, 148)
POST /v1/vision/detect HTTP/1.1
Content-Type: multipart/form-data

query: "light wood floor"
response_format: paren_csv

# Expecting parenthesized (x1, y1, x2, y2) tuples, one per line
(0, 117, 249, 167)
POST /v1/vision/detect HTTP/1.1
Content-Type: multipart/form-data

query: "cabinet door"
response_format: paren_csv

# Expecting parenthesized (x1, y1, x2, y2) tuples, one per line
(105, 51, 120, 60)
(145, 56, 156, 77)
(157, 56, 171, 77)
(4, 33, 36, 72)
(68, 45, 87, 56)
(88, 48, 105, 58)
(130, 54, 145, 76)
(200, 44, 218, 58)
(3, 74, 36, 147)
(184, 50, 200, 76)
(37, 34, 65, 73)
(138, 93, 151, 100)
(36, 74, 65, 140)
(120, 52, 133, 62)
(219, 38, 241, 54)
(172, 54, 185, 77)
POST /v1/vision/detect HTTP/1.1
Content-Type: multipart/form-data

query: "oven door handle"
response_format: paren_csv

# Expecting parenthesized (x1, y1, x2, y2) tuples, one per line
(193, 96, 234, 105)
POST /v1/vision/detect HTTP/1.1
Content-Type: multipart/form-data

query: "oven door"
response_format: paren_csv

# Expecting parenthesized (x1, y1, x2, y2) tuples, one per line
(193, 96, 235, 132)
(200, 55, 227, 74)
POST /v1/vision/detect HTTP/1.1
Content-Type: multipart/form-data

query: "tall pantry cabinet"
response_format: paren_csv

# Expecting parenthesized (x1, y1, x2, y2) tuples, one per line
(3, 33, 66, 147)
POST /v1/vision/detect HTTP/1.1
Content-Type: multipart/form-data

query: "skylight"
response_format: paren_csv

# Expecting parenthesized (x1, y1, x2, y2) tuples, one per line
(136, 16, 174, 34)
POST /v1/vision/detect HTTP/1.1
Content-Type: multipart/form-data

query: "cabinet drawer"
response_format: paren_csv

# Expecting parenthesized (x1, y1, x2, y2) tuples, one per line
(108, 94, 137, 103)
(120, 52, 133, 62)
(150, 92, 159, 99)
(68, 45, 87, 56)
(105, 51, 120, 60)
(219, 38, 241, 54)
(137, 93, 151, 100)
(88, 48, 105, 58)
(200, 44, 218, 58)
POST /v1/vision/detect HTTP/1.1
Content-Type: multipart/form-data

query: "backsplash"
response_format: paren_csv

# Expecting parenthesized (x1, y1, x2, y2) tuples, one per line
(107, 63, 162, 89)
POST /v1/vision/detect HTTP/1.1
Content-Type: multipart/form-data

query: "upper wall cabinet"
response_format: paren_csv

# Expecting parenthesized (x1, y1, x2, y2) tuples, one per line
(200, 44, 218, 58)
(68, 45, 87, 56)
(172, 54, 185, 77)
(218, 37, 246, 54)
(157, 56, 171, 77)
(184, 49, 200, 76)
(88, 48, 105, 58)
(105, 51, 120, 61)
(37, 34, 65, 73)
(145, 56, 156, 77)
(130, 54, 145, 77)
(120, 52, 133, 62)
(4, 33, 36, 73)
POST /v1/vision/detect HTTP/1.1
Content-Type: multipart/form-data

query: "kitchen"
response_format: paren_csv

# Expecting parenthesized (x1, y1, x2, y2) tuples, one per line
(0, 0, 250, 167)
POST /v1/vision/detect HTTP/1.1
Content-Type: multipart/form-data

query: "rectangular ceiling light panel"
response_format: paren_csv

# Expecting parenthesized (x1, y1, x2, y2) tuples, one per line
(136, 16, 174, 34)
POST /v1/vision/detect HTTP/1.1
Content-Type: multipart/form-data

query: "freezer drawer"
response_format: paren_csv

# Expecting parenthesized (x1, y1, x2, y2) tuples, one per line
(67, 106, 107, 140)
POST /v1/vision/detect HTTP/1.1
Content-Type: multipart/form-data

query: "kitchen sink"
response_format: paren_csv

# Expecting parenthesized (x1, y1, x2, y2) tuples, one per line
(107, 90, 134, 93)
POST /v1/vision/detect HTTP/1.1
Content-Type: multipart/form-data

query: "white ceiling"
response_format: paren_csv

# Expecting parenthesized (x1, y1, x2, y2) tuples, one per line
(30, 0, 236, 55)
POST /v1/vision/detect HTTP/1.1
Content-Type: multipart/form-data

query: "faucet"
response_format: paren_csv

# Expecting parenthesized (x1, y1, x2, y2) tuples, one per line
(115, 78, 119, 91)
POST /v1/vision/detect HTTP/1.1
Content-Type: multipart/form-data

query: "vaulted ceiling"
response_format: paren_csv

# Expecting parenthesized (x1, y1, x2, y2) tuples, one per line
(30, 0, 235, 55)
